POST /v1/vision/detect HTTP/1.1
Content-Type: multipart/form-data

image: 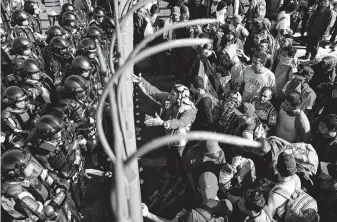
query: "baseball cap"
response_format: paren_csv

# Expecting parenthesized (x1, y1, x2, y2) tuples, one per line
(276, 153, 297, 177)
(199, 172, 218, 197)
(204, 140, 221, 154)
(293, 66, 314, 81)
(233, 102, 255, 116)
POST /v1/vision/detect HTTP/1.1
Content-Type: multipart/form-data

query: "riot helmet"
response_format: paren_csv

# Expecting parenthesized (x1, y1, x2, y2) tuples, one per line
(71, 56, 92, 78)
(101, 16, 115, 36)
(49, 36, 70, 57)
(86, 26, 103, 42)
(46, 25, 67, 44)
(11, 10, 30, 26)
(78, 38, 97, 59)
(61, 11, 77, 28)
(61, 3, 75, 12)
(1, 149, 44, 179)
(93, 6, 106, 23)
(20, 58, 41, 80)
(12, 36, 33, 55)
(63, 75, 89, 101)
(3, 86, 27, 109)
(33, 115, 66, 143)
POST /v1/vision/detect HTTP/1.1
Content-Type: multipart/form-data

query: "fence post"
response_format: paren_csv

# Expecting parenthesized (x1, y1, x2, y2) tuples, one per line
(118, 0, 143, 221)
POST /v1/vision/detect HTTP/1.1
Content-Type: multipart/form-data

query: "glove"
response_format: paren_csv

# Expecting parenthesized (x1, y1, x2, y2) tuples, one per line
(57, 179, 70, 191)
(44, 205, 57, 219)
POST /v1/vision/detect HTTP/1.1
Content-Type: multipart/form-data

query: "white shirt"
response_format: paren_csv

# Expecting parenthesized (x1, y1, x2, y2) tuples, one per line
(276, 11, 291, 31)
(239, 66, 276, 102)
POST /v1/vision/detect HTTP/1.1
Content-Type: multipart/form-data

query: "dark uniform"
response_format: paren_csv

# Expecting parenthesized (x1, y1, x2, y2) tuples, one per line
(1, 149, 80, 221)
(19, 58, 56, 111)
(27, 115, 86, 209)
(61, 11, 83, 51)
(1, 86, 39, 144)
(43, 36, 73, 89)
(58, 75, 100, 165)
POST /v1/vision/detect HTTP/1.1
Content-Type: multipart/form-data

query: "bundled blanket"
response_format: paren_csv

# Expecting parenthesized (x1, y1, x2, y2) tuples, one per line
(268, 136, 319, 176)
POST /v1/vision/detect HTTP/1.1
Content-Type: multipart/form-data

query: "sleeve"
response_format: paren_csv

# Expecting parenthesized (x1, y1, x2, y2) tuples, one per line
(278, 18, 288, 30)
(1, 111, 19, 132)
(241, 27, 249, 37)
(304, 92, 317, 110)
(9, 188, 46, 221)
(269, 74, 277, 95)
(167, 108, 197, 130)
(199, 97, 214, 126)
(243, 122, 255, 134)
(139, 78, 170, 105)
(295, 112, 312, 143)
(163, 19, 170, 40)
(268, 107, 278, 127)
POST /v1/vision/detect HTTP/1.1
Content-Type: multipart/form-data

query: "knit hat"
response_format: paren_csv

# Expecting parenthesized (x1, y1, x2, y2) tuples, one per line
(216, 1, 227, 11)
(199, 172, 218, 197)
(277, 153, 297, 177)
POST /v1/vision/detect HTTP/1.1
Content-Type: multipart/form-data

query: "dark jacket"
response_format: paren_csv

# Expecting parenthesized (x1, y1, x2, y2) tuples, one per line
(307, 6, 334, 37)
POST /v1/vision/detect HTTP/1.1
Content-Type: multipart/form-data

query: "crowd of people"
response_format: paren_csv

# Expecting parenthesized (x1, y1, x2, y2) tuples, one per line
(132, 0, 337, 221)
(0, 0, 337, 221)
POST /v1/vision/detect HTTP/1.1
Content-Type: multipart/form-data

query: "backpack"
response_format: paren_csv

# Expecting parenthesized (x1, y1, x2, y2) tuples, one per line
(273, 187, 319, 222)
(195, 93, 222, 122)
(194, 201, 228, 222)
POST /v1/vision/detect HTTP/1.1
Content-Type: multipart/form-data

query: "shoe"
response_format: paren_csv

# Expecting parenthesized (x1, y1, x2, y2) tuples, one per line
(299, 53, 311, 60)
(330, 43, 336, 49)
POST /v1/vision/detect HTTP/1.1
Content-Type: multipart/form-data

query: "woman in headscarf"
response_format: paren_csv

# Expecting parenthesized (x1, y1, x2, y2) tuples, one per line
(132, 73, 197, 178)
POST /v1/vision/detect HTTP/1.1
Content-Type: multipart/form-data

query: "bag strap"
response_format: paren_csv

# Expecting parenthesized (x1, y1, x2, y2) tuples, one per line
(194, 208, 212, 221)
(285, 66, 292, 82)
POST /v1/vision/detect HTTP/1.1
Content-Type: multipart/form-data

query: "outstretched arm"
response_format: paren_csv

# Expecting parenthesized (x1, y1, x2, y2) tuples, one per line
(132, 73, 169, 105)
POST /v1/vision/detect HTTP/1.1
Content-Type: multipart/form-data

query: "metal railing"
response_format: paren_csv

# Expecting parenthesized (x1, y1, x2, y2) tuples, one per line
(95, 0, 261, 221)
